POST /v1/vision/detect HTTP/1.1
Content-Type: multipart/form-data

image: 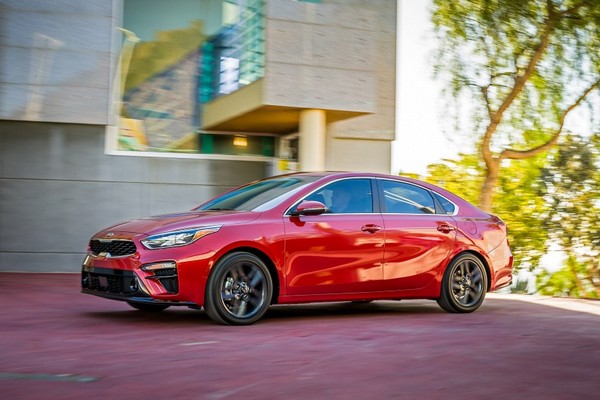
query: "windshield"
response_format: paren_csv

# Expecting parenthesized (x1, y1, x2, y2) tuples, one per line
(197, 176, 319, 211)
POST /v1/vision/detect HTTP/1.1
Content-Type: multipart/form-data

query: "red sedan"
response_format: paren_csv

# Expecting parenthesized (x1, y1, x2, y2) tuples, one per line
(81, 172, 513, 325)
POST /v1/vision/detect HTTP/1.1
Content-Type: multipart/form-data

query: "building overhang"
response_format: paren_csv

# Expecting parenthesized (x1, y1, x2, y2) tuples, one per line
(201, 80, 370, 134)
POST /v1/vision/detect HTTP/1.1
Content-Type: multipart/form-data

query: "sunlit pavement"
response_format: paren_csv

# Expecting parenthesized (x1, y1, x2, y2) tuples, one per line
(488, 292, 600, 316)
(1, 272, 599, 399)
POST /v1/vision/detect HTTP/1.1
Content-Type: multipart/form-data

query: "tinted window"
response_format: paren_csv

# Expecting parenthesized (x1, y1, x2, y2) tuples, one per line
(380, 180, 436, 214)
(432, 192, 457, 215)
(304, 179, 373, 214)
(198, 176, 318, 211)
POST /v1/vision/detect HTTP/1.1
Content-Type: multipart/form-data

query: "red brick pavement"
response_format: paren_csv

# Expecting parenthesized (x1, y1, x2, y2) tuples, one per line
(1, 272, 599, 399)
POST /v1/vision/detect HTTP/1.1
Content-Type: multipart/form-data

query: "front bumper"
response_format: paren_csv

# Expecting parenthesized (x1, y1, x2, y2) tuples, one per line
(81, 265, 194, 307)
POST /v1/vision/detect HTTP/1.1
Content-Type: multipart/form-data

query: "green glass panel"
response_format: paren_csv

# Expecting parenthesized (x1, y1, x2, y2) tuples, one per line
(262, 136, 274, 156)
(200, 134, 214, 154)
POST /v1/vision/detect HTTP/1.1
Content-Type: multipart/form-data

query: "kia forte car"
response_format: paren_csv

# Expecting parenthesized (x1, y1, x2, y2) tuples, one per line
(81, 172, 513, 325)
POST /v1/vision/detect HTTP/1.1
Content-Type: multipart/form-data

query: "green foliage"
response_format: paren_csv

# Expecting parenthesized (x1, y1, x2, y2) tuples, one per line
(494, 156, 549, 268)
(537, 255, 598, 298)
(125, 20, 206, 92)
(425, 153, 483, 205)
(538, 134, 600, 297)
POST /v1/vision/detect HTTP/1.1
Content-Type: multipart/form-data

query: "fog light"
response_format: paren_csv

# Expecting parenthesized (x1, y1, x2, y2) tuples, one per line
(141, 261, 176, 271)
(82, 274, 89, 288)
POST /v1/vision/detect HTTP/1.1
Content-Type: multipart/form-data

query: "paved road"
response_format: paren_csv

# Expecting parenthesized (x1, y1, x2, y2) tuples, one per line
(1, 273, 599, 399)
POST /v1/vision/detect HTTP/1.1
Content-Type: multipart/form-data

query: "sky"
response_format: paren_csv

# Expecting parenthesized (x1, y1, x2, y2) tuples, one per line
(393, 0, 460, 176)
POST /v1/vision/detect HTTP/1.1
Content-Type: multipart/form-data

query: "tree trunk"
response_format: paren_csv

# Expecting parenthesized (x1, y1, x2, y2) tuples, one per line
(479, 158, 500, 213)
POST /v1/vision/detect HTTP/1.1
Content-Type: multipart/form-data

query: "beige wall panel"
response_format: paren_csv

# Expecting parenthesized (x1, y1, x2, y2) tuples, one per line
(328, 0, 396, 141)
(265, 20, 376, 71)
(266, 0, 377, 31)
(327, 137, 391, 174)
(264, 63, 376, 112)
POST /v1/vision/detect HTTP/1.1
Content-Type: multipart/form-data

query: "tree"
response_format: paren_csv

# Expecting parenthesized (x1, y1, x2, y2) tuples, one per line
(537, 134, 600, 297)
(432, 0, 600, 212)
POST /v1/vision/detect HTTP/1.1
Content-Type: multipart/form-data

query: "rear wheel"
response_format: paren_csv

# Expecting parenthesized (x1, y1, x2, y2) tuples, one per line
(204, 252, 273, 325)
(437, 253, 487, 313)
(127, 302, 169, 312)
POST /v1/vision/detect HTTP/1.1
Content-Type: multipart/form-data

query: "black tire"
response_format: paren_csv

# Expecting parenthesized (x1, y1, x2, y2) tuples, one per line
(437, 253, 488, 313)
(204, 252, 273, 325)
(127, 302, 170, 312)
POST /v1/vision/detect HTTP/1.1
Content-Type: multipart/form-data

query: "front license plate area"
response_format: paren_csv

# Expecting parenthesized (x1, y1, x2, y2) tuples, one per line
(98, 276, 108, 288)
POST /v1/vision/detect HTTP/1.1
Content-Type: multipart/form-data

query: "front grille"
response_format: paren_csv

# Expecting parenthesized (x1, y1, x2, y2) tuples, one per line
(82, 269, 137, 295)
(90, 239, 136, 257)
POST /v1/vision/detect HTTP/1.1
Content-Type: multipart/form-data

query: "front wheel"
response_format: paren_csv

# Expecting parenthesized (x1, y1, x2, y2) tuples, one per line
(437, 253, 488, 313)
(204, 252, 273, 325)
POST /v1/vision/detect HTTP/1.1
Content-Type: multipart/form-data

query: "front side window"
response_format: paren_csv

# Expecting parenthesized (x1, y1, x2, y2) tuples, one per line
(304, 179, 373, 214)
(380, 180, 436, 214)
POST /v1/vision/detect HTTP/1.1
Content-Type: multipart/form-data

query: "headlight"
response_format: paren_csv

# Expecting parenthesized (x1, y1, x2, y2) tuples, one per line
(141, 226, 221, 249)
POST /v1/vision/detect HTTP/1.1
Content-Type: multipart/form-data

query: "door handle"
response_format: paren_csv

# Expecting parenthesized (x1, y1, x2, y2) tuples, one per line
(361, 224, 382, 234)
(437, 224, 456, 234)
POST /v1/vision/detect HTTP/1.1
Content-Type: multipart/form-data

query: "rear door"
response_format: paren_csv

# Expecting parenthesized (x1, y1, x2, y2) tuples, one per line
(377, 179, 456, 291)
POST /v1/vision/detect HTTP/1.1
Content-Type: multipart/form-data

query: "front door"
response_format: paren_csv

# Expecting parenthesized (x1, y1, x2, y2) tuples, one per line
(284, 178, 385, 295)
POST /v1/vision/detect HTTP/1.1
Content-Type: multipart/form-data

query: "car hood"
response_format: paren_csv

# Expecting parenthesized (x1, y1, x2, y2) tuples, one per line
(94, 210, 261, 238)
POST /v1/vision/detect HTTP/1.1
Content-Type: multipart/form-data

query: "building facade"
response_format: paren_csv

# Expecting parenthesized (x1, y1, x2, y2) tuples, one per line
(0, 0, 396, 272)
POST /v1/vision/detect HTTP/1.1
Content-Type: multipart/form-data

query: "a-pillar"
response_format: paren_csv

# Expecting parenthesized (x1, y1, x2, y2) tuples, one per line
(298, 109, 326, 171)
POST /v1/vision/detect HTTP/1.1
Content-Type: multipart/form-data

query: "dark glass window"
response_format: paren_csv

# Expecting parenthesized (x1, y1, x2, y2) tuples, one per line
(198, 176, 318, 211)
(380, 181, 436, 214)
(304, 179, 373, 214)
(432, 192, 457, 215)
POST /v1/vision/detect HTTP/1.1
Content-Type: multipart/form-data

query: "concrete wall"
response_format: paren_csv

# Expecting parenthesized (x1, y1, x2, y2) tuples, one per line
(0, 122, 269, 272)
(0, 0, 121, 125)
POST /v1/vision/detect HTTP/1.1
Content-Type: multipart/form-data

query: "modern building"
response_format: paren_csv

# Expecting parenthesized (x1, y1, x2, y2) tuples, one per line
(0, 0, 396, 272)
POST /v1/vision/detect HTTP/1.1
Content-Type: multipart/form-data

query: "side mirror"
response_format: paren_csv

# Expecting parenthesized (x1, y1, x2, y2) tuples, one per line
(291, 200, 327, 216)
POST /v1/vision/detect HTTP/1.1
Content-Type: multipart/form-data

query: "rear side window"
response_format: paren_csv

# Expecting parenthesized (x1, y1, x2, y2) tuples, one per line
(432, 192, 457, 215)
(380, 180, 436, 214)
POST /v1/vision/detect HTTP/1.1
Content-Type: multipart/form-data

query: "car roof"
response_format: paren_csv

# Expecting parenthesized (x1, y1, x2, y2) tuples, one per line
(277, 171, 487, 217)
(278, 171, 437, 188)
